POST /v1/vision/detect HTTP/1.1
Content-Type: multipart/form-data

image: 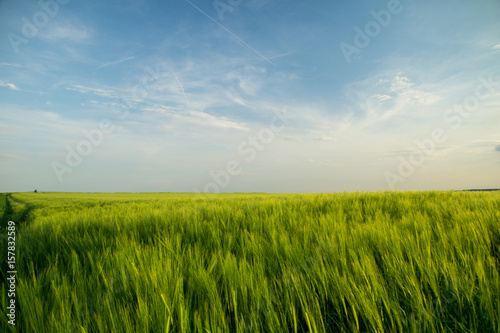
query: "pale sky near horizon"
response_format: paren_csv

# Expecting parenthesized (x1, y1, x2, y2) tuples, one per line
(0, 0, 499, 193)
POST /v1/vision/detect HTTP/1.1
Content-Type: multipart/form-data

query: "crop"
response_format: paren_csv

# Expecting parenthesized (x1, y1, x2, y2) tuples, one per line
(1, 191, 499, 332)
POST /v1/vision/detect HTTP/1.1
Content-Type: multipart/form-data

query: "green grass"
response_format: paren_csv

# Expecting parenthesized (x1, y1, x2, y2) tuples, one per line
(1, 191, 499, 332)
(0, 194, 6, 217)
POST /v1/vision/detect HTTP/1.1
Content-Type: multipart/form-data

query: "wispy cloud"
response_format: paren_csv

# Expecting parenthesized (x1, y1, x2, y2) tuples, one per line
(174, 110, 249, 130)
(148, 105, 249, 131)
(173, 72, 191, 106)
(375, 94, 392, 102)
(344, 72, 440, 130)
(308, 159, 345, 168)
(0, 153, 22, 161)
(495, 145, 500, 152)
(66, 85, 118, 98)
(469, 140, 500, 148)
(0, 63, 21, 68)
(0, 81, 19, 90)
(41, 21, 91, 42)
(225, 66, 266, 96)
(183, 0, 274, 65)
(265, 49, 305, 62)
(492, 44, 500, 50)
(98, 56, 136, 69)
(311, 130, 337, 142)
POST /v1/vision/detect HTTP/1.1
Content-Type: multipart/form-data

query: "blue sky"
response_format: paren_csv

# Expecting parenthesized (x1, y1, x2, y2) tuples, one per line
(1, 0, 499, 192)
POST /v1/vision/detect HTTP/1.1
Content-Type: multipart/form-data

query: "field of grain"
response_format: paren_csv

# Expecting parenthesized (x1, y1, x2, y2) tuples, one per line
(1, 191, 499, 332)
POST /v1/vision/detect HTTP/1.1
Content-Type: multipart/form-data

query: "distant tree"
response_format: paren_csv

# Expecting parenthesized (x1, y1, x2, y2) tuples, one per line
(34, 189, 38, 193)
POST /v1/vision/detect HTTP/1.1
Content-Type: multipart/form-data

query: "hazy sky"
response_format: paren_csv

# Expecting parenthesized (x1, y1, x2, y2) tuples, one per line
(1, 0, 499, 193)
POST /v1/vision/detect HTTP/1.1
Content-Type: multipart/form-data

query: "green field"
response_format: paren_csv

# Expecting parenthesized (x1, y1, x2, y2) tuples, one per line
(1, 191, 499, 332)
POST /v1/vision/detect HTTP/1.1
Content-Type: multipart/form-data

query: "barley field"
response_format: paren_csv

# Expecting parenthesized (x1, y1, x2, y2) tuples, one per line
(1, 191, 499, 332)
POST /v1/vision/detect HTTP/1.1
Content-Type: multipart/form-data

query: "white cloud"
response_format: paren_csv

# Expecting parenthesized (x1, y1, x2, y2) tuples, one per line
(225, 66, 266, 96)
(0, 81, 19, 90)
(375, 94, 392, 101)
(389, 75, 414, 92)
(492, 44, 500, 50)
